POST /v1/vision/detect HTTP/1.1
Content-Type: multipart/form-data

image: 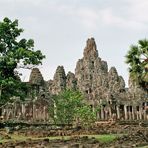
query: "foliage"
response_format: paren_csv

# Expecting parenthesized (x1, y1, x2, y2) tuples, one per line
(0, 17, 45, 103)
(49, 90, 83, 124)
(75, 105, 96, 128)
(49, 89, 97, 127)
(125, 39, 148, 89)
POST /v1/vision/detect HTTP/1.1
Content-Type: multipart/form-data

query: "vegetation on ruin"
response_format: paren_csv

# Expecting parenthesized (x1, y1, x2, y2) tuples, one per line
(49, 89, 96, 127)
(0, 17, 45, 104)
(125, 39, 148, 90)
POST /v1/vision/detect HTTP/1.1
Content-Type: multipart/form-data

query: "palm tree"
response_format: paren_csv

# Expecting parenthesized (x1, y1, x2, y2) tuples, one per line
(125, 39, 148, 90)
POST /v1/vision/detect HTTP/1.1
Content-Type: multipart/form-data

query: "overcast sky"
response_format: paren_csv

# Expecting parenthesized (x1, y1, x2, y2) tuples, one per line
(0, 0, 148, 86)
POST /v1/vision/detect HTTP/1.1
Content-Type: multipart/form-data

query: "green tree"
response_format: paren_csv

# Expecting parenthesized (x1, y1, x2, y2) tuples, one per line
(0, 17, 45, 103)
(125, 39, 148, 90)
(49, 89, 96, 127)
(75, 105, 96, 128)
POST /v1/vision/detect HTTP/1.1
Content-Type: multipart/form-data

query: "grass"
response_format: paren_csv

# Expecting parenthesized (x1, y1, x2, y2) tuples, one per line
(88, 134, 117, 143)
(0, 133, 119, 144)
(0, 134, 30, 143)
(138, 146, 148, 148)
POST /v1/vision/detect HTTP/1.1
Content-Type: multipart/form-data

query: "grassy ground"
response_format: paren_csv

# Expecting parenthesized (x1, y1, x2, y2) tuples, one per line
(0, 133, 118, 143)
(89, 134, 117, 143)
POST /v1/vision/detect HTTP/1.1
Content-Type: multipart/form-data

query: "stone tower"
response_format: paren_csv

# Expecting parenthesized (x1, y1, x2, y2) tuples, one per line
(29, 68, 44, 85)
(29, 68, 45, 98)
(75, 38, 126, 111)
(48, 66, 66, 94)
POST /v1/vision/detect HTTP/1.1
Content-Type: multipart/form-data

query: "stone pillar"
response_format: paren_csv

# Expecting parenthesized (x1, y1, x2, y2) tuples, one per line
(5, 107, 8, 120)
(101, 106, 104, 120)
(13, 103, 16, 119)
(117, 105, 120, 119)
(136, 106, 140, 120)
(35, 109, 38, 120)
(132, 107, 135, 120)
(32, 104, 35, 121)
(53, 100, 57, 119)
(136, 111, 139, 120)
(22, 103, 26, 120)
(46, 107, 49, 121)
(129, 106, 132, 120)
(124, 105, 128, 120)
(92, 104, 95, 113)
(108, 106, 112, 119)
(43, 106, 46, 122)
(104, 107, 108, 120)
(6, 109, 8, 120)
(144, 102, 147, 120)
(2, 109, 6, 119)
(139, 106, 142, 120)
(97, 110, 100, 120)
(38, 109, 41, 121)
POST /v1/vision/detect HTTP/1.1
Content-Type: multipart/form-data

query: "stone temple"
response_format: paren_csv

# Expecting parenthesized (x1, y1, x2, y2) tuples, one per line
(1, 38, 148, 122)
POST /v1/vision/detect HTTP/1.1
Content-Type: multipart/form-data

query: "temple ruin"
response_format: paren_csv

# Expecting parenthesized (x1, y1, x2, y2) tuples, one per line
(1, 38, 148, 122)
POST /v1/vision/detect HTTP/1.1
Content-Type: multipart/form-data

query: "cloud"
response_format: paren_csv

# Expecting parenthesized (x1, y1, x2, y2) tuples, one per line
(99, 8, 147, 30)
(75, 8, 99, 31)
(87, 1, 147, 31)
(46, 1, 148, 31)
(1, 0, 147, 32)
(47, 4, 99, 31)
(127, 0, 148, 23)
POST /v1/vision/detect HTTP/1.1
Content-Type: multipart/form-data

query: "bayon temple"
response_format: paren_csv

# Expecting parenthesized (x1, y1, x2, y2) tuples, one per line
(1, 38, 148, 122)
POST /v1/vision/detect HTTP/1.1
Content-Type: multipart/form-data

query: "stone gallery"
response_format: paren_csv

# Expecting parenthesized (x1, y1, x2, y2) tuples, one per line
(1, 38, 148, 121)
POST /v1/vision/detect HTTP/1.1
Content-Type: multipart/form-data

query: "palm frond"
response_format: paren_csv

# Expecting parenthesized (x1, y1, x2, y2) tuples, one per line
(126, 39, 148, 89)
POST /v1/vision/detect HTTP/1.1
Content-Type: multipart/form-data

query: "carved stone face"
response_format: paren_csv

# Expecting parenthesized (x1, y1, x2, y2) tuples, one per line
(29, 68, 44, 85)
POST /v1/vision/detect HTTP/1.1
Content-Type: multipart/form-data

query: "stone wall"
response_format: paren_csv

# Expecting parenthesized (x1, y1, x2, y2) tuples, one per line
(2, 97, 51, 122)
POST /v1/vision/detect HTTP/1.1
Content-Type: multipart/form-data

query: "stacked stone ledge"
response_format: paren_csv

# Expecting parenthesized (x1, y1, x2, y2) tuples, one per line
(1, 37, 148, 122)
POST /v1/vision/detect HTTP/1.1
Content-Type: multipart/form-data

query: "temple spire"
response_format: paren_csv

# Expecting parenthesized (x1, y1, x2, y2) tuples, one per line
(83, 37, 98, 60)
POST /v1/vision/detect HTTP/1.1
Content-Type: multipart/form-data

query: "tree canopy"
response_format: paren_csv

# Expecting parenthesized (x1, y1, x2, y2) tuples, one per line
(125, 39, 148, 90)
(0, 17, 45, 103)
(49, 90, 96, 127)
